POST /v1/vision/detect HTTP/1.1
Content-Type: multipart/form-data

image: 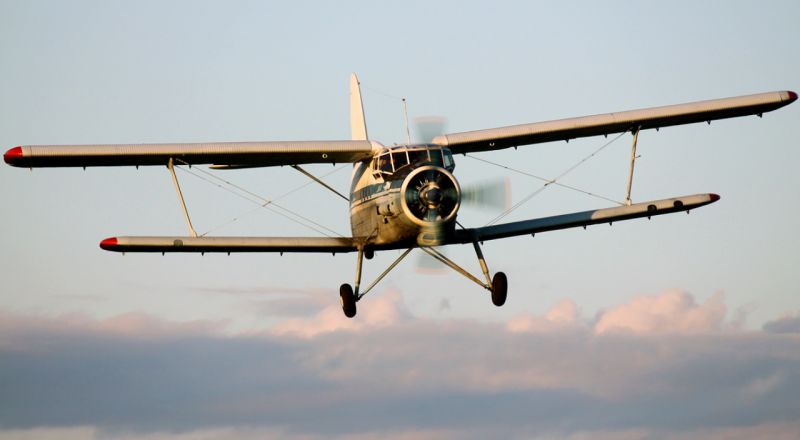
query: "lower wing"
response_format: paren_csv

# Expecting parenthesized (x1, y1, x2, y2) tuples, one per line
(99, 236, 356, 254)
(450, 193, 719, 243)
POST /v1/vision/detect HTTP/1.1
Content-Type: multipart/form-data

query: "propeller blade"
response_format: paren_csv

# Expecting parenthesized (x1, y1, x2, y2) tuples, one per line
(413, 116, 448, 143)
(414, 246, 449, 275)
(461, 177, 512, 211)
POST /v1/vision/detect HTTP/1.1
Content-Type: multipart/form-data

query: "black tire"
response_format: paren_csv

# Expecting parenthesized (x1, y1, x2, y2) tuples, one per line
(491, 272, 508, 307)
(340, 283, 357, 318)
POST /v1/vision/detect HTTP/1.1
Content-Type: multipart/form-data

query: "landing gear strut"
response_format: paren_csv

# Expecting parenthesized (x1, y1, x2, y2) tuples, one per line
(419, 238, 509, 307)
(339, 238, 508, 318)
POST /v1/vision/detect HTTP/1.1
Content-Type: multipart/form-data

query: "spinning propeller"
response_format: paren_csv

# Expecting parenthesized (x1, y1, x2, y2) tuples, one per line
(408, 117, 512, 271)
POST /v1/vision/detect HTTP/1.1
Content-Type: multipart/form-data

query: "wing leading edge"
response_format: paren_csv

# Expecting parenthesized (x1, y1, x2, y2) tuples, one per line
(433, 91, 797, 154)
(4, 140, 376, 169)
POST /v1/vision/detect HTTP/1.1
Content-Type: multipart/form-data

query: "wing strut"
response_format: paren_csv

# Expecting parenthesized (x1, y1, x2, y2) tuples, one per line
(291, 165, 349, 201)
(624, 126, 642, 205)
(167, 158, 198, 237)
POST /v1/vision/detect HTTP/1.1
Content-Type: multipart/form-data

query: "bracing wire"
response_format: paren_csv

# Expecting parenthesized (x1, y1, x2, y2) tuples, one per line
(175, 166, 338, 237)
(361, 85, 404, 101)
(465, 155, 624, 206)
(173, 161, 350, 237)
(484, 130, 630, 226)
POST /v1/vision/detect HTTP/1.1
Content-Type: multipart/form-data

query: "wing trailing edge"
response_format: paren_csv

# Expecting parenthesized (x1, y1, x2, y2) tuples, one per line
(451, 193, 720, 243)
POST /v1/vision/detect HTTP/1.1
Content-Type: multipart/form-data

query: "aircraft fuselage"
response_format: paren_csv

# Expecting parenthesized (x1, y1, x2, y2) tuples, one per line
(348, 143, 458, 247)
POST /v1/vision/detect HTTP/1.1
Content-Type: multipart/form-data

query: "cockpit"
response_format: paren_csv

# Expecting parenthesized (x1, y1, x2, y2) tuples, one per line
(372, 144, 455, 178)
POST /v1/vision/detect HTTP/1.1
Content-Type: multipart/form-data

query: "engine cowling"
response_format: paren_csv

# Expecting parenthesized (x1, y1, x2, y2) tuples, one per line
(400, 165, 461, 245)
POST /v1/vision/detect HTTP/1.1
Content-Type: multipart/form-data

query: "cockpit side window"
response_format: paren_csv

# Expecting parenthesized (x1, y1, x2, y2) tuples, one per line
(391, 151, 408, 170)
(443, 148, 455, 171)
(378, 153, 393, 173)
(428, 149, 443, 167)
(408, 150, 428, 165)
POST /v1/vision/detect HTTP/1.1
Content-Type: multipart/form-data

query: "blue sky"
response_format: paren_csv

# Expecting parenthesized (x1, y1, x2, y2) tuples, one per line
(1, 1, 799, 439)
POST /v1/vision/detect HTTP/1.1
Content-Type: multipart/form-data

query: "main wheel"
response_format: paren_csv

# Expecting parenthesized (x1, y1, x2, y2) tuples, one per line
(340, 283, 357, 318)
(491, 272, 507, 307)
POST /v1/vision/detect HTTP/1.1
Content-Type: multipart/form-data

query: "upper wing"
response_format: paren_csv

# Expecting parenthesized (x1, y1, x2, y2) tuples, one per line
(433, 91, 797, 155)
(4, 140, 376, 168)
(450, 193, 719, 244)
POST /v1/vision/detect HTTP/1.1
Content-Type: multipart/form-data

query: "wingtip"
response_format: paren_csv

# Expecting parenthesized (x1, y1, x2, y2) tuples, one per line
(709, 193, 721, 202)
(4, 147, 24, 166)
(100, 237, 119, 251)
(788, 91, 798, 102)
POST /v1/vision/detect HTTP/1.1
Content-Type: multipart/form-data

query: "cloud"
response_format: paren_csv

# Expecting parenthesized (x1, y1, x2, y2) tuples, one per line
(269, 288, 409, 337)
(0, 311, 228, 345)
(192, 286, 336, 317)
(1, 289, 800, 439)
(763, 311, 800, 334)
(507, 298, 579, 333)
(593, 289, 727, 334)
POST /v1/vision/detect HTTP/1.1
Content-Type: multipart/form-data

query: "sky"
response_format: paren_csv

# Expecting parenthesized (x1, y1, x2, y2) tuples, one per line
(1, 1, 799, 439)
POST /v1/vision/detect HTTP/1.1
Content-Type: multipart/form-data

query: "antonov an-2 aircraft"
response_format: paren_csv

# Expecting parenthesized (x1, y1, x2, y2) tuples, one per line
(5, 74, 796, 318)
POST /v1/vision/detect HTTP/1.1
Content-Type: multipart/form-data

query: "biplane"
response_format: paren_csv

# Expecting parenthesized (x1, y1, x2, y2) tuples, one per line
(5, 74, 796, 317)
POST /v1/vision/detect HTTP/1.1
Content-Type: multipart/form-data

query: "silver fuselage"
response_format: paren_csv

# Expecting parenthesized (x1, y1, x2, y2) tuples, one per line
(349, 144, 457, 246)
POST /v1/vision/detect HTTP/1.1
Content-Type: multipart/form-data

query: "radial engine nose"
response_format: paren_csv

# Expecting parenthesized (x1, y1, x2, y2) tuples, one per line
(400, 165, 461, 246)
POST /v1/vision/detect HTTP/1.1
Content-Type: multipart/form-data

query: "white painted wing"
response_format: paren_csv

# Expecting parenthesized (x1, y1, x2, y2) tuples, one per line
(100, 236, 357, 253)
(4, 140, 375, 168)
(450, 194, 720, 243)
(433, 91, 797, 154)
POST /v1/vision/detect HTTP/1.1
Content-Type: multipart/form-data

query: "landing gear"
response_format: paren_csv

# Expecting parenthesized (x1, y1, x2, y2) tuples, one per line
(340, 283, 356, 318)
(491, 272, 507, 306)
(419, 238, 509, 308)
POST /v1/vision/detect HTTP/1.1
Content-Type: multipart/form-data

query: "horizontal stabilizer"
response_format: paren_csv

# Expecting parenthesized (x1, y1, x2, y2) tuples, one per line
(451, 193, 720, 243)
(100, 236, 357, 253)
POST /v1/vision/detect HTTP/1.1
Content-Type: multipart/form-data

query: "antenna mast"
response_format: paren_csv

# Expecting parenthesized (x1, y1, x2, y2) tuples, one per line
(403, 98, 411, 145)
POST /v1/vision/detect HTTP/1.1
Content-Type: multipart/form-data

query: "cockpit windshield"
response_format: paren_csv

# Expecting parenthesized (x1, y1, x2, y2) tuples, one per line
(372, 145, 455, 176)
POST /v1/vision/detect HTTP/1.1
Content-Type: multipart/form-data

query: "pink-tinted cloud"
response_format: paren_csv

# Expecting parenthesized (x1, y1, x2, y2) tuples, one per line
(2, 289, 799, 439)
(507, 298, 579, 333)
(594, 289, 727, 334)
(269, 288, 409, 337)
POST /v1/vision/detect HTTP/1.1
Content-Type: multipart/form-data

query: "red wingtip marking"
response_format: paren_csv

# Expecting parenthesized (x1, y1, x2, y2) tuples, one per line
(788, 91, 798, 102)
(3, 147, 23, 165)
(709, 194, 721, 202)
(100, 237, 119, 251)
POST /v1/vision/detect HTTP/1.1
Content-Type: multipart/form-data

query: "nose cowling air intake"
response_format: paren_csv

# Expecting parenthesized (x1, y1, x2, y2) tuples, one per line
(400, 165, 461, 246)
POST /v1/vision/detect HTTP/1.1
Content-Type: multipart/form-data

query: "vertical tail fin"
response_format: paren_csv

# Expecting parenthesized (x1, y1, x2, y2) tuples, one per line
(350, 73, 368, 141)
